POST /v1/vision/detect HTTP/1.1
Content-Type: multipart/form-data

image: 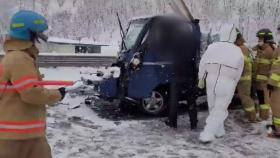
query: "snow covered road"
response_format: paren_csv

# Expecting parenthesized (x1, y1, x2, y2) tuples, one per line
(41, 67, 280, 158)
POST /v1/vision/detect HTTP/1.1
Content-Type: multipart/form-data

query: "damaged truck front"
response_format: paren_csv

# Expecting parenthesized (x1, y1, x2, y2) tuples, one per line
(84, 16, 202, 116)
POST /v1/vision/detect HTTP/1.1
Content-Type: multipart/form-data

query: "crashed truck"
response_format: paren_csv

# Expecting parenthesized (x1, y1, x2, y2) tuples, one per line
(81, 15, 202, 116)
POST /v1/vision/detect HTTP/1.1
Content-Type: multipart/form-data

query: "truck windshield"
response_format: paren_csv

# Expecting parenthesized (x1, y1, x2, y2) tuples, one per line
(123, 22, 146, 50)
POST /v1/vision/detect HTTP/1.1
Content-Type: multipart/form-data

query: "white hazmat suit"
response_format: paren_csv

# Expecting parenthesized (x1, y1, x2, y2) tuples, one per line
(198, 25, 244, 142)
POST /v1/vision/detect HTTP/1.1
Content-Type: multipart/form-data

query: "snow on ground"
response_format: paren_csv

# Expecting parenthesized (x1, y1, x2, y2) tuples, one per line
(42, 67, 280, 158)
(40, 67, 82, 81)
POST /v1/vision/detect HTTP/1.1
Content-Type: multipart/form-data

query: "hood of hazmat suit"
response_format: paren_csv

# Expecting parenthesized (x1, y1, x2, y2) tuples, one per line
(219, 24, 237, 43)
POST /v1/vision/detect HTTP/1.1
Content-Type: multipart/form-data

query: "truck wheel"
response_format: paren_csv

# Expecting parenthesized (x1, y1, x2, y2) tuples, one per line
(141, 90, 167, 116)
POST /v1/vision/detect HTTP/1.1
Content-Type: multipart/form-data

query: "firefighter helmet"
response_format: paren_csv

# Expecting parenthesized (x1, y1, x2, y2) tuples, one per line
(256, 28, 275, 44)
(9, 10, 48, 41)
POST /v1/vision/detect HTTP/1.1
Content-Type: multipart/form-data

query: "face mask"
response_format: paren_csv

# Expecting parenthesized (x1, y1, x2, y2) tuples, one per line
(258, 41, 264, 46)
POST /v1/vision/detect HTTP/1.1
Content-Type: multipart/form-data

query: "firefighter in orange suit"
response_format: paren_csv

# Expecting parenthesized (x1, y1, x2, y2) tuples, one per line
(0, 10, 66, 158)
(267, 46, 280, 137)
(235, 30, 256, 122)
(253, 29, 277, 121)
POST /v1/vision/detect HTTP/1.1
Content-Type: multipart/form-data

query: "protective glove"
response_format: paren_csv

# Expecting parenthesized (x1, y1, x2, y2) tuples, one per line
(197, 79, 205, 89)
(267, 84, 275, 91)
(58, 87, 66, 100)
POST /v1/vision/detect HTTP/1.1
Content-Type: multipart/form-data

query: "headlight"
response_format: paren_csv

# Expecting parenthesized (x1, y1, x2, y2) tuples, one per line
(132, 58, 141, 66)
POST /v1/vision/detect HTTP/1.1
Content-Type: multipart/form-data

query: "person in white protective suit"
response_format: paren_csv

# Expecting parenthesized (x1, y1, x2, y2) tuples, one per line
(197, 25, 244, 143)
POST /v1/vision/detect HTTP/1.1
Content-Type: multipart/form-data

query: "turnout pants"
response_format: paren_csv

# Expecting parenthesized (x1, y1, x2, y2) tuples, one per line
(0, 137, 52, 158)
(237, 81, 256, 121)
(270, 88, 280, 132)
(256, 82, 270, 120)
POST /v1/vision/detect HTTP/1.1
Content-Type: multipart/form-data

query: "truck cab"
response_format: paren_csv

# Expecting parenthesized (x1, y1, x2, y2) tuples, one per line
(96, 15, 201, 115)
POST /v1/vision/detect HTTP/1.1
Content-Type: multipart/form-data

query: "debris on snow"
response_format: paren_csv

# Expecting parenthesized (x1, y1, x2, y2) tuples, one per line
(41, 67, 280, 158)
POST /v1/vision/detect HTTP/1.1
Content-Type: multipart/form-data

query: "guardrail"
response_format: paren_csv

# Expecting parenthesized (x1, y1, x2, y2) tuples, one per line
(0, 54, 117, 67)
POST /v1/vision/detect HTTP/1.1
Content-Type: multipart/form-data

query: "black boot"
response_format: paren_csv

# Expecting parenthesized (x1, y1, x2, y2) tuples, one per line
(266, 124, 276, 130)
(188, 108, 198, 129)
(165, 119, 177, 129)
(266, 124, 280, 138)
(166, 78, 178, 129)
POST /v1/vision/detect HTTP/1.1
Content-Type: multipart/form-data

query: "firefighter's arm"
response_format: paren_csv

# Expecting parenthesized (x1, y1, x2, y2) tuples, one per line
(8, 54, 62, 105)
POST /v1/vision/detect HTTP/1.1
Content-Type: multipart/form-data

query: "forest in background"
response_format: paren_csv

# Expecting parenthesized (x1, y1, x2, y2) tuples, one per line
(1, 0, 280, 45)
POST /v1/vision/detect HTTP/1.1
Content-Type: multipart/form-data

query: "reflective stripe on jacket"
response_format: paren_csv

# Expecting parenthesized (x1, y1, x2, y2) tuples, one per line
(269, 48, 280, 87)
(254, 45, 277, 83)
(0, 121, 45, 133)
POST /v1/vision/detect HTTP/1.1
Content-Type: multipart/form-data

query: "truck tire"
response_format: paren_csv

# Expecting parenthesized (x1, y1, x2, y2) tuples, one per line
(141, 90, 167, 116)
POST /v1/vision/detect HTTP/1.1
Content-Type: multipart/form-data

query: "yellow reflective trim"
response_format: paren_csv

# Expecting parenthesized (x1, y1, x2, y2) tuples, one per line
(274, 117, 280, 125)
(256, 58, 271, 64)
(244, 56, 252, 64)
(272, 58, 280, 65)
(11, 23, 25, 28)
(260, 104, 270, 110)
(257, 75, 268, 81)
(270, 73, 280, 82)
(34, 20, 45, 24)
(240, 75, 252, 81)
(245, 106, 255, 112)
(258, 32, 273, 36)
